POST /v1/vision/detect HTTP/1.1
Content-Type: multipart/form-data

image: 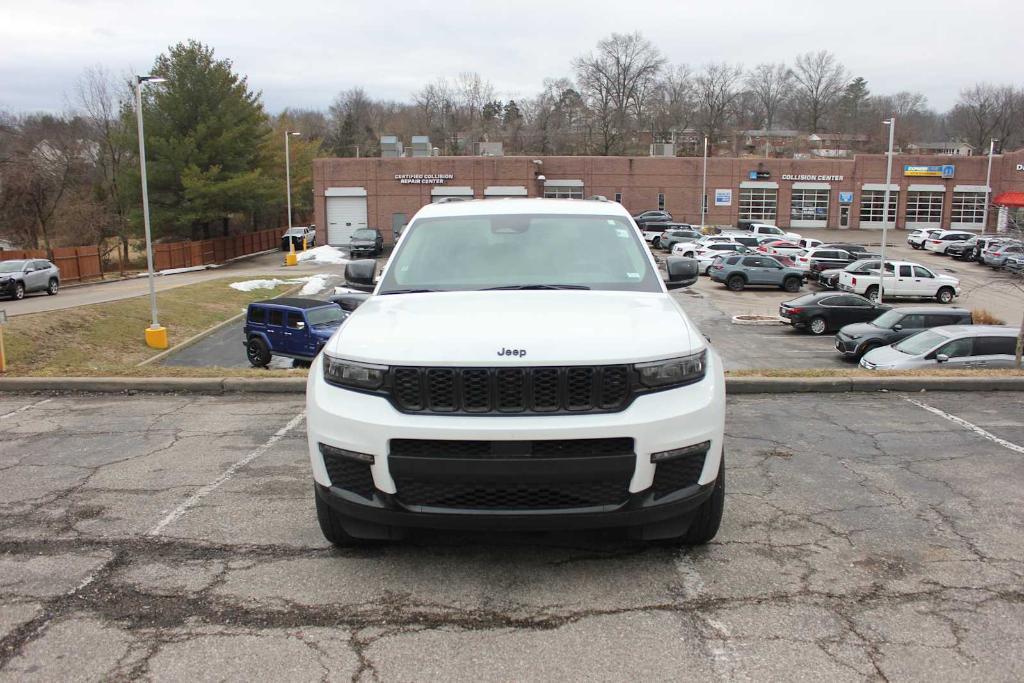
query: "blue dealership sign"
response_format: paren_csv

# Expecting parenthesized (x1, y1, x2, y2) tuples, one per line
(941, 164, 955, 179)
(838, 191, 854, 204)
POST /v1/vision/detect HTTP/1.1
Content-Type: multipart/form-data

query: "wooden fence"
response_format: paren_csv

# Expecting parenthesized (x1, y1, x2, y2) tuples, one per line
(154, 228, 281, 272)
(1, 227, 284, 284)
(0, 246, 103, 284)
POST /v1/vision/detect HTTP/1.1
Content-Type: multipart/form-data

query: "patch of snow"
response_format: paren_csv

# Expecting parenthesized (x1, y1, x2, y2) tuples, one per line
(228, 277, 312, 292)
(298, 274, 331, 296)
(159, 265, 208, 275)
(297, 245, 349, 265)
(332, 286, 365, 295)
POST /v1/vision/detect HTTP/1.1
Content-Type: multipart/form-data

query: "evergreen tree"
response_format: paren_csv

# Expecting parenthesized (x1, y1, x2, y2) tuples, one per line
(125, 40, 273, 239)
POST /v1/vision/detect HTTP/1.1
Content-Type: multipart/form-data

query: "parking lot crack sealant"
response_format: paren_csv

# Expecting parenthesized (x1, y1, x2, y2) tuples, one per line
(146, 411, 306, 537)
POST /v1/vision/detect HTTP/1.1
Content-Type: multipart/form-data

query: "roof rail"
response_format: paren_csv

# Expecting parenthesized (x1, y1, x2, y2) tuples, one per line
(586, 195, 608, 202)
(436, 196, 470, 203)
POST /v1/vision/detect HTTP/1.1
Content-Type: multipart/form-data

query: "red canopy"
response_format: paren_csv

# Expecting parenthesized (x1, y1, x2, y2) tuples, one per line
(993, 192, 1024, 208)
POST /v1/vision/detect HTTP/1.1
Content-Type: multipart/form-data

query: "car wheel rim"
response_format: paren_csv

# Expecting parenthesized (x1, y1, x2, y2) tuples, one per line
(811, 319, 826, 334)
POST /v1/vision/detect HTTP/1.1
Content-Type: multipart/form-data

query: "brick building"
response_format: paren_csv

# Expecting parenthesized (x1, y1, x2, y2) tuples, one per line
(312, 148, 1024, 246)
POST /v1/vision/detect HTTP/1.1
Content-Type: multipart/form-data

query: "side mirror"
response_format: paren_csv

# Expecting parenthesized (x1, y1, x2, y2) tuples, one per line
(936, 353, 949, 363)
(893, 324, 902, 331)
(344, 259, 377, 292)
(664, 256, 698, 290)
(295, 321, 306, 330)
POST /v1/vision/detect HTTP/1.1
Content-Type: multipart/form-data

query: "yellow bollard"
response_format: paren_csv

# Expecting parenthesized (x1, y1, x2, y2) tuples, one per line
(285, 239, 298, 267)
(302, 237, 308, 252)
(145, 325, 168, 350)
(0, 320, 6, 373)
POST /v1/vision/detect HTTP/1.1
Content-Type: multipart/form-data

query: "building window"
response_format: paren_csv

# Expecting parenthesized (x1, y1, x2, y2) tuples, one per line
(658, 193, 666, 211)
(790, 189, 829, 222)
(905, 191, 944, 225)
(739, 188, 777, 222)
(859, 190, 899, 224)
(614, 192, 622, 204)
(543, 186, 584, 199)
(951, 192, 986, 225)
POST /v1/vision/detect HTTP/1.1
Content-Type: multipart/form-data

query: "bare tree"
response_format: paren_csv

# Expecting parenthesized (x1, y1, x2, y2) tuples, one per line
(649, 64, 695, 141)
(573, 32, 665, 154)
(948, 84, 1024, 151)
(791, 50, 849, 133)
(694, 63, 744, 144)
(745, 63, 793, 131)
(74, 66, 134, 260)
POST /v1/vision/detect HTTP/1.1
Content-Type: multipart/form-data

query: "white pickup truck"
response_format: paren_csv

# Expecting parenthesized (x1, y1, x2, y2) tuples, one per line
(837, 261, 960, 303)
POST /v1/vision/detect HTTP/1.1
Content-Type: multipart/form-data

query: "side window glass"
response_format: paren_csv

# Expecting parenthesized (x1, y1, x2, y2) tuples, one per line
(247, 307, 265, 324)
(899, 265, 913, 277)
(974, 337, 1016, 356)
(913, 267, 933, 278)
(286, 312, 304, 329)
(900, 315, 925, 328)
(938, 338, 972, 358)
(267, 309, 283, 327)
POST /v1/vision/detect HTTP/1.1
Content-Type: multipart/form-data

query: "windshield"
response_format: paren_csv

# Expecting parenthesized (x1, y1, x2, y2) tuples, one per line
(307, 307, 344, 326)
(893, 329, 946, 355)
(285, 228, 305, 236)
(352, 229, 377, 240)
(871, 310, 903, 328)
(377, 213, 661, 293)
(0, 261, 26, 273)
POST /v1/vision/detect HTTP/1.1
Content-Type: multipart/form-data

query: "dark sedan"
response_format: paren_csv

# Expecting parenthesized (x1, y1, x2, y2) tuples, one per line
(779, 292, 890, 335)
(815, 258, 884, 289)
(348, 228, 384, 257)
(945, 237, 977, 260)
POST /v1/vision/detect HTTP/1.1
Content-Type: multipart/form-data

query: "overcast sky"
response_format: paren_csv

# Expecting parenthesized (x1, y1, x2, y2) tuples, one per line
(1, 0, 1019, 115)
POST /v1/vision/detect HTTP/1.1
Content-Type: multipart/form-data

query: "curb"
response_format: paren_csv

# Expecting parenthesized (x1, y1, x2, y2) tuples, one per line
(2, 375, 1022, 396)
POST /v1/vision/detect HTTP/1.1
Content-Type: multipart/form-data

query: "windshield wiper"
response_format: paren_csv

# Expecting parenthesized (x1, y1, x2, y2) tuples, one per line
(378, 288, 438, 295)
(481, 284, 591, 291)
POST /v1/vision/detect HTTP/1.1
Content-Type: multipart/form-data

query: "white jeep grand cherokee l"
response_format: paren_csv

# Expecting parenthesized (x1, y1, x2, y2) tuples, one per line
(306, 198, 726, 545)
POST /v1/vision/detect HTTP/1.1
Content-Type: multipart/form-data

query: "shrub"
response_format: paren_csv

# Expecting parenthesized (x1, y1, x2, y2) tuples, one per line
(972, 309, 1006, 325)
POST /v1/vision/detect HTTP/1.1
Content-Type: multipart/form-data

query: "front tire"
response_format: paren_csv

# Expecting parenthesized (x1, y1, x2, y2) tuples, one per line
(936, 286, 955, 304)
(681, 457, 725, 545)
(683, 251, 695, 258)
(46, 278, 59, 295)
(13, 282, 24, 300)
(315, 487, 361, 547)
(782, 276, 801, 293)
(652, 237, 661, 248)
(809, 316, 828, 335)
(726, 275, 745, 291)
(246, 337, 271, 367)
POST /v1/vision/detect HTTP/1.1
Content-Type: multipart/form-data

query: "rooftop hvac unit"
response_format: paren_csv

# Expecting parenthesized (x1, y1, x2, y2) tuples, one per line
(380, 135, 403, 158)
(650, 143, 675, 157)
(411, 136, 432, 157)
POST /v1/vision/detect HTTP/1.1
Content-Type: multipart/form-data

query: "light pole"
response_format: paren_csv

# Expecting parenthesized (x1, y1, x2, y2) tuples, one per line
(700, 136, 708, 227)
(878, 118, 896, 304)
(982, 138, 997, 232)
(135, 74, 168, 349)
(284, 131, 301, 230)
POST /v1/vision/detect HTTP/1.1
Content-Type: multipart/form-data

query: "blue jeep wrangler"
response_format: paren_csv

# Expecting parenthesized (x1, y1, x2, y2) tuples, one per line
(244, 298, 346, 367)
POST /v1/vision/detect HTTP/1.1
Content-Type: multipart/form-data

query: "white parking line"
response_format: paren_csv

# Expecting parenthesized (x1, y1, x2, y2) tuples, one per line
(0, 397, 53, 420)
(905, 397, 1024, 454)
(147, 411, 306, 536)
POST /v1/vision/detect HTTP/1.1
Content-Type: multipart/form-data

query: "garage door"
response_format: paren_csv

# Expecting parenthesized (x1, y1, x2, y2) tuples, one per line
(326, 191, 368, 245)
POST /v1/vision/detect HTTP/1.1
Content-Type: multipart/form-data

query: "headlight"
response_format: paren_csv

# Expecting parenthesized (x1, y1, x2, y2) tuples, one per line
(635, 350, 707, 388)
(322, 355, 387, 390)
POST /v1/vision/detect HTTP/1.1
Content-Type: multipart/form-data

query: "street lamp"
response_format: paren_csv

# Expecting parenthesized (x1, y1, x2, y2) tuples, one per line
(879, 118, 896, 304)
(284, 131, 301, 231)
(135, 74, 168, 350)
(700, 136, 708, 227)
(983, 138, 997, 232)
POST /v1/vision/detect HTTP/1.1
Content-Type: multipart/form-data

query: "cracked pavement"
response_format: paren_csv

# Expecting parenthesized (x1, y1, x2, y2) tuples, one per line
(1, 391, 1023, 681)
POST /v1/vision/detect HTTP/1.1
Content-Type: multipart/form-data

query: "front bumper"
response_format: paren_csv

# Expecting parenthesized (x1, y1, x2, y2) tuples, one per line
(0, 280, 17, 294)
(834, 334, 860, 356)
(305, 351, 726, 532)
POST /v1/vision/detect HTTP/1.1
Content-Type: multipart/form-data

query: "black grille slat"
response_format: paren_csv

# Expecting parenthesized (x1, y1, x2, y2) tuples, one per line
(385, 365, 635, 415)
(322, 453, 376, 498)
(391, 438, 634, 459)
(651, 452, 707, 498)
(392, 480, 629, 509)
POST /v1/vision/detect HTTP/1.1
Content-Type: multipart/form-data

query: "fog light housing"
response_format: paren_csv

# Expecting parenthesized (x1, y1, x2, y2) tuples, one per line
(650, 440, 710, 463)
(319, 443, 375, 464)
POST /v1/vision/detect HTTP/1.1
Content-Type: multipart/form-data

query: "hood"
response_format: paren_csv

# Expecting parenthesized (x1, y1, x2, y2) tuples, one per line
(312, 322, 342, 339)
(861, 344, 910, 368)
(839, 321, 886, 339)
(350, 239, 375, 245)
(325, 290, 699, 365)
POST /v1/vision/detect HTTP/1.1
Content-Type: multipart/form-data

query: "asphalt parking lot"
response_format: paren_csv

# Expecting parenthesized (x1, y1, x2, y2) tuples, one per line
(2, 391, 1023, 680)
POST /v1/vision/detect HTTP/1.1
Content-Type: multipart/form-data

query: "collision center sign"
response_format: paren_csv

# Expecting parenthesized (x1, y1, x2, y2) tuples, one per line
(394, 173, 454, 185)
(780, 174, 844, 181)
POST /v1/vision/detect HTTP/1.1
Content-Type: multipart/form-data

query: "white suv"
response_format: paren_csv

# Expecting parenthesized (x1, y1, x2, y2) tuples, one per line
(306, 198, 726, 546)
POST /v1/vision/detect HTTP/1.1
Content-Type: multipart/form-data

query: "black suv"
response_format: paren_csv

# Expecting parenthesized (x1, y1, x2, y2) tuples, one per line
(834, 307, 973, 359)
(348, 228, 384, 257)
